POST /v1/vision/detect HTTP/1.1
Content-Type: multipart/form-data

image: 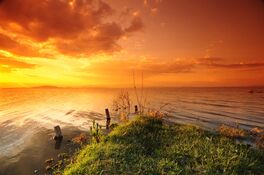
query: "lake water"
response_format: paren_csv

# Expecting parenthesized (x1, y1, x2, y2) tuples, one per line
(0, 87, 264, 174)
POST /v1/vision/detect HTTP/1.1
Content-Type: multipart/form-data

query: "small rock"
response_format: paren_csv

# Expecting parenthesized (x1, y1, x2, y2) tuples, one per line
(34, 169, 39, 174)
(58, 160, 63, 165)
(54, 172, 63, 175)
(58, 153, 68, 159)
(45, 158, 54, 164)
(45, 165, 53, 171)
(53, 163, 59, 169)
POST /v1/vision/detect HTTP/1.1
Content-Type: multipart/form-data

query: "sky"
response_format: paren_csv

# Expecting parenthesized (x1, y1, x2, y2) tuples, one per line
(0, 0, 264, 88)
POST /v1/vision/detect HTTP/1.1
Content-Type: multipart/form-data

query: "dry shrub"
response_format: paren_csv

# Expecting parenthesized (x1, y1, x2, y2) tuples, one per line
(112, 90, 132, 122)
(251, 128, 264, 149)
(218, 124, 247, 138)
(147, 109, 166, 119)
(119, 112, 129, 122)
(250, 127, 264, 135)
(256, 134, 264, 149)
(72, 133, 88, 145)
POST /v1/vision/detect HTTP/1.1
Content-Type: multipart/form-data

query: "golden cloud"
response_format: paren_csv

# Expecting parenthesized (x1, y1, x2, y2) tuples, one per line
(0, 55, 36, 72)
(0, 0, 144, 57)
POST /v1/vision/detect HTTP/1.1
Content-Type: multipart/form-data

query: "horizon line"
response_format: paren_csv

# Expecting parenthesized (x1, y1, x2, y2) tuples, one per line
(1, 85, 264, 89)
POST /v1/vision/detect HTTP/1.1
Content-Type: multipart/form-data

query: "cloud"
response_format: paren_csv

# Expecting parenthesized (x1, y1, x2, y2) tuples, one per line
(0, 0, 144, 57)
(143, 57, 262, 75)
(125, 16, 144, 33)
(0, 33, 39, 57)
(0, 0, 111, 40)
(56, 22, 124, 55)
(0, 33, 18, 49)
(113, 56, 264, 76)
(81, 57, 195, 78)
(196, 57, 264, 70)
(150, 57, 264, 73)
(209, 62, 264, 69)
(137, 61, 194, 74)
(83, 56, 264, 79)
(0, 56, 36, 72)
(150, 8, 158, 15)
(197, 57, 223, 64)
(143, 0, 163, 6)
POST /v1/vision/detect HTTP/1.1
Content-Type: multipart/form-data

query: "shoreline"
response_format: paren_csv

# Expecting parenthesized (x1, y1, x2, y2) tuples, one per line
(0, 126, 85, 175)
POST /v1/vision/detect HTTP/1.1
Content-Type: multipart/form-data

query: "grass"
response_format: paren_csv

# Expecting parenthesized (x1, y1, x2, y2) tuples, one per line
(63, 116, 264, 175)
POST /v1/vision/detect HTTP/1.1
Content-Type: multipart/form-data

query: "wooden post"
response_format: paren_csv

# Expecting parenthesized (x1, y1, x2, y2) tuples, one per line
(54, 139, 62, 149)
(54, 125, 63, 140)
(105, 108, 111, 129)
(135, 105, 138, 114)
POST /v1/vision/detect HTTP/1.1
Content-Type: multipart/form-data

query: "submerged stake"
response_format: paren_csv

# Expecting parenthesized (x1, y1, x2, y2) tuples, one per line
(54, 125, 63, 140)
(135, 105, 138, 113)
(105, 108, 111, 129)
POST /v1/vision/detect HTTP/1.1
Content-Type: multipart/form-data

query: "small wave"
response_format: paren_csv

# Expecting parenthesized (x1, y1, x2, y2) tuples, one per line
(65, 110, 75, 115)
(178, 100, 233, 108)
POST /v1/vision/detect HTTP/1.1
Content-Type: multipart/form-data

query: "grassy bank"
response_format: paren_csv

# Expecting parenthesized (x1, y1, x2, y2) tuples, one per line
(63, 116, 264, 175)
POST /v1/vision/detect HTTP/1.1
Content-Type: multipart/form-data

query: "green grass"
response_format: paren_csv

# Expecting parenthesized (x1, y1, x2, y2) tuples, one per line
(63, 116, 264, 175)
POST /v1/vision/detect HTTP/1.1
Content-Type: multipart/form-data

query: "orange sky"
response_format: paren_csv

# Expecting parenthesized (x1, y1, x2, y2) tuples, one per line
(0, 0, 264, 88)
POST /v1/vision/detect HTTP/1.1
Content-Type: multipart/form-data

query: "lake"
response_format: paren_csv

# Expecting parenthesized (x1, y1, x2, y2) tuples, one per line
(0, 87, 264, 174)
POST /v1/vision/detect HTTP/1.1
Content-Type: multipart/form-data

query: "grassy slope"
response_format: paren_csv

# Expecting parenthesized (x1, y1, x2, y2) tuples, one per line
(63, 116, 264, 175)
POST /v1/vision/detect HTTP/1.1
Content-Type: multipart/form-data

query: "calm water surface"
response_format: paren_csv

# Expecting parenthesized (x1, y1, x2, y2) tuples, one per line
(0, 87, 264, 174)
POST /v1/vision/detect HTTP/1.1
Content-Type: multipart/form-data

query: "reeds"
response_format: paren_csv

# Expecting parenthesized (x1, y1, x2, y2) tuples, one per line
(89, 120, 102, 143)
(133, 71, 148, 115)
